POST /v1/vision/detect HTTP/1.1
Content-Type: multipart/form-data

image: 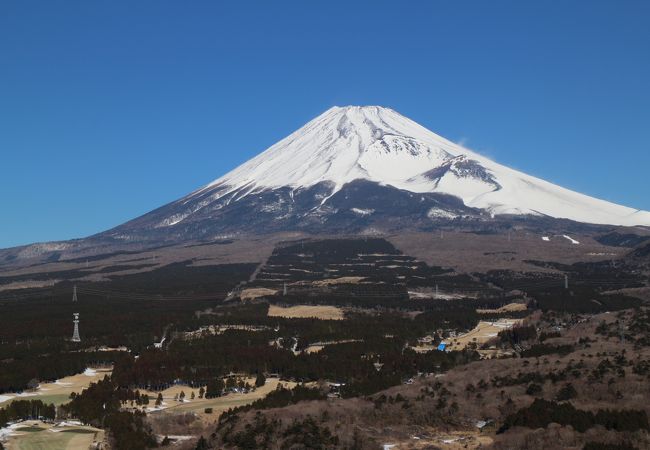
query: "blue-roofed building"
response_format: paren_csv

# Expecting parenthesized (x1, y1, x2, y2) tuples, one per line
(437, 342, 447, 351)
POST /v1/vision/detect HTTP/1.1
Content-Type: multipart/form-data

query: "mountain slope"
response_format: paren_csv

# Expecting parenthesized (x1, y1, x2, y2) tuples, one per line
(109, 105, 649, 240)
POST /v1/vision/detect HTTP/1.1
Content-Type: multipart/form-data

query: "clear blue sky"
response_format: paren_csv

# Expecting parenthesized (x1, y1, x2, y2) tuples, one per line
(1, 1, 649, 248)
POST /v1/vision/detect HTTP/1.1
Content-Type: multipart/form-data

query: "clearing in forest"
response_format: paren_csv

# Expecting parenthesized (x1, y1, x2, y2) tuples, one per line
(476, 302, 527, 314)
(446, 320, 519, 350)
(267, 304, 345, 320)
(0, 367, 112, 407)
(3, 420, 103, 450)
(141, 377, 298, 423)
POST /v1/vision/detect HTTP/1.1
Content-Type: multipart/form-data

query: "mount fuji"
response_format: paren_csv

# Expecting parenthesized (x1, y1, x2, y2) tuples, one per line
(100, 105, 650, 242)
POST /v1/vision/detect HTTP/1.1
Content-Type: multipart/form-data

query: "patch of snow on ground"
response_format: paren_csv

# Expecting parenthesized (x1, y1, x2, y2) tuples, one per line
(351, 208, 374, 216)
(542, 236, 550, 241)
(0, 422, 24, 440)
(156, 212, 191, 228)
(427, 208, 458, 219)
(562, 235, 580, 245)
(54, 420, 83, 428)
(0, 395, 14, 403)
(83, 368, 97, 377)
(166, 435, 194, 441)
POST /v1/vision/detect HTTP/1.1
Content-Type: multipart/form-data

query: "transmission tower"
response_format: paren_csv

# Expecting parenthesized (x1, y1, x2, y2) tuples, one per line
(72, 284, 78, 302)
(72, 313, 81, 342)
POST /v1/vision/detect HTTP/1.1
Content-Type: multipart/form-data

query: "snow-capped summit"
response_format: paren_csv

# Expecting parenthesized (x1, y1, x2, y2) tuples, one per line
(189, 105, 650, 226)
(107, 105, 650, 241)
(203, 106, 457, 195)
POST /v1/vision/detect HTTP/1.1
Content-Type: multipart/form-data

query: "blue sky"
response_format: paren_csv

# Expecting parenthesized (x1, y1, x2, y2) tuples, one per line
(1, 1, 649, 248)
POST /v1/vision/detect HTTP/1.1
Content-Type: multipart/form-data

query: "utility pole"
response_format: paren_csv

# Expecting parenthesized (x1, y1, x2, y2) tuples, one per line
(72, 284, 78, 302)
(72, 313, 81, 342)
(564, 275, 569, 290)
(283, 283, 288, 296)
(435, 284, 439, 299)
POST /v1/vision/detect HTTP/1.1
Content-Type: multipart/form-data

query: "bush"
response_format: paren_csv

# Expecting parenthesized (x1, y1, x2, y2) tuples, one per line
(556, 383, 577, 401)
(526, 383, 542, 396)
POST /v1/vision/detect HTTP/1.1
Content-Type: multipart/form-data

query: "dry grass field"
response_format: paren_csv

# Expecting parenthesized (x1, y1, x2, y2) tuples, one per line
(0, 368, 112, 408)
(446, 319, 519, 350)
(311, 276, 365, 286)
(239, 287, 277, 300)
(141, 378, 297, 424)
(476, 302, 528, 314)
(267, 304, 345, 320)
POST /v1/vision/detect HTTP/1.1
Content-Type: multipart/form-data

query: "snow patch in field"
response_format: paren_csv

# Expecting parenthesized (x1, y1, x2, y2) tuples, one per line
(562, 235, 580, 245)
(0, 395, 14, 403)
(165, 435, 194, 441)
(54, 420, 83, 428)
(542, 236, 550, 241)
(83, 368, 98, 377)
(0, 422, 24, 439)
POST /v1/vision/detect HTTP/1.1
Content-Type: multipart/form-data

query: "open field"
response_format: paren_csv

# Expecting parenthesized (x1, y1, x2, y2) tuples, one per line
(311, 276, 365, 286)
(142, 377, 297, 423)
(2, 420, 103, 450)
(0, 368, 112, 408)
(302, 339, 362, 354)
(239, 287, 277, 300)
(267, 304, 345, 320)
(446, 319, 519, 350)
(476, 302, 527, 314)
